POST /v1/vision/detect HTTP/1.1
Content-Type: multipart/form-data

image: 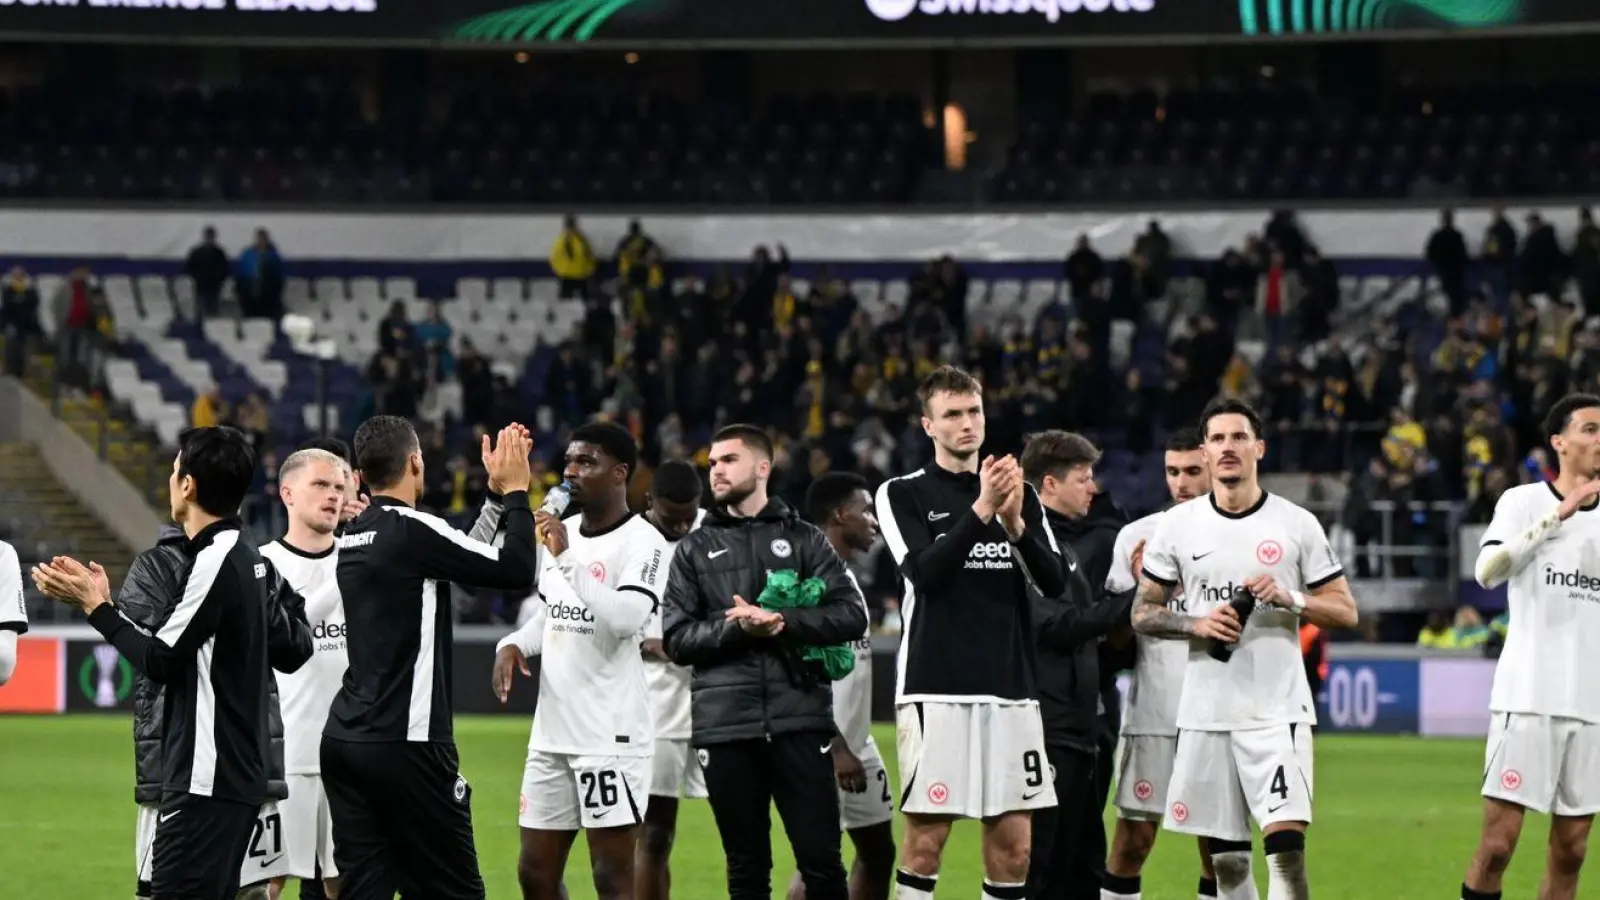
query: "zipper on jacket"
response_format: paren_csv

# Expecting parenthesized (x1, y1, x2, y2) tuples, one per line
(748, 524, 772, 740)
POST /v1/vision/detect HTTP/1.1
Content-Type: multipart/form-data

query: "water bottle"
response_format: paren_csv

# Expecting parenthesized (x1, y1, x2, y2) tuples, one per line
(539, 481, 573, 517)
(1206, 589, 1258, 663)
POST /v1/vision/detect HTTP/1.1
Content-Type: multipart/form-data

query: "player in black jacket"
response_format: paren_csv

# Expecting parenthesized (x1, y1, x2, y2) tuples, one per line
(323, 417, 539, 900)
(35, 426, 314, 900)
(662, 424, 867, 900)
(875, 366, 1067, 900)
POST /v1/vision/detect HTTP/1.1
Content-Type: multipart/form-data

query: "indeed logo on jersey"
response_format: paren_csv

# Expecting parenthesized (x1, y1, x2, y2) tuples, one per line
(546, 599, 597, 636)
(865, 0, 1153, 24)
(1542, 564, 1600, 601)
(1197, 581, 1271, 612)
(964, 541, 1016, 570)
(311, 620, 346, 653)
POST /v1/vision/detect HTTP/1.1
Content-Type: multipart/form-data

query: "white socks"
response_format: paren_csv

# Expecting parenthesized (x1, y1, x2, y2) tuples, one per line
(895, 869, 936, 899)
(981, 879, 1027, 899)
(1211, 848, 1260, 900)
(1264, 830, 1309, 900)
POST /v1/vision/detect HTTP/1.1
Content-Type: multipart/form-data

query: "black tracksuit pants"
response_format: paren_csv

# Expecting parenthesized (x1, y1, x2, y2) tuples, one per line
(1026, 744, 1101, 900)
(699, 731, 848, 900)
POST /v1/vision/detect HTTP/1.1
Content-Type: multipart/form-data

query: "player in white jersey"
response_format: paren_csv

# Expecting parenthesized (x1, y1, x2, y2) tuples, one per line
(634, 460, 708, 900)
(1459, 394, 1600, 900)
(788, 472, 895, 900)
(0, 538, 25, 686)
(1132, 399, 1357, 900)
(493, 422, 667, 900)
(1101, 428, 1225, 900)
(256, 448, 350, 900)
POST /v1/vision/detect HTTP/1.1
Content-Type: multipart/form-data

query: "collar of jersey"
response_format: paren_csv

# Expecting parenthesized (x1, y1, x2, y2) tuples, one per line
(368, 495, 412, 510)
(187, 517, 242, 553)
(1546, 482, 1600, 512)
(273, 537, 336, 559)
(578, 511, 635, 539)
(929, 463, 980, 487)
(1209, 490, 1270, 520)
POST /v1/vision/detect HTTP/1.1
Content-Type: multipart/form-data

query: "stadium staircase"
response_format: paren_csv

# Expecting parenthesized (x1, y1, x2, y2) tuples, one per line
(0, 441, 134, 590)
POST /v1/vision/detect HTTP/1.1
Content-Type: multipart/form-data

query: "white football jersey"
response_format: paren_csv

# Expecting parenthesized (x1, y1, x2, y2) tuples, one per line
(1143, 492, 1342, 732)
(0, 540, 26, 634)
(1480, 483, 1600, 724)
(832, 570, 876, 756)
(644, 508, 706, 741)
(260, 539, 346, 775)
(1106, 510, 1187, 738)
(531, 513, 669, 757)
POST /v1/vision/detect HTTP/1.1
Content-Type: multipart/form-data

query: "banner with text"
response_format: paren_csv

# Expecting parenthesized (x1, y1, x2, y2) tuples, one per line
(0, 0, 1594, 45)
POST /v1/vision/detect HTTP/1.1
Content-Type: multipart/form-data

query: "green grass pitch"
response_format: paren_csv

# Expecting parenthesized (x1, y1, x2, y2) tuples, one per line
(0, 716, 1562, 898)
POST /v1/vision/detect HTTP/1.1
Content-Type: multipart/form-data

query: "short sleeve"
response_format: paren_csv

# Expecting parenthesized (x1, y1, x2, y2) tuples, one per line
(0, 544, 26, 634)
(618, 531, 669, 606)
(1297, 509, 1344, 590)
(1478, 488, 1526, 548)
(1104, 521, 1141, 593)
(1141, 513, 1180, 587)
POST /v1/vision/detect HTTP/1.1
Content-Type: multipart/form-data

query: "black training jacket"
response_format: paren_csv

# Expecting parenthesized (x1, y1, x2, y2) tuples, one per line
(1033, 507, 1135, 753)
(90, 520, 313, 804)
(876, 465, 1068, 703)
(327, 493, 537, 744)
(1058, 491, 1134, 741)
(662, 498, 867, 745)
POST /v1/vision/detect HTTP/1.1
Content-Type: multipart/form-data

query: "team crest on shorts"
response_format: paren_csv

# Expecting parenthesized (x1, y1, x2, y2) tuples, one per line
(770, 539, 792, 558)
(1170, 801, 1189, 822)
(1134, 780, 1154, 801)
(454, 775, 468, 802)
(1501, 769, 1522, 791)
(518, 793, 527, 814)
(927, 782, 949, 805)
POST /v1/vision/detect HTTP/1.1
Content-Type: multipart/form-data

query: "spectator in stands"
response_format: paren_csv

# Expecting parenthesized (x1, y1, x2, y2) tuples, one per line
(235, 228, 285, 321)
(377, 301, 415, 357)
(51, 267, 101, 390)
(1519, 212, 1565, 300)
(1426, 209, 1470, 316)
(1, 265, 42, 377)
(1416, 609, 1453, 648)
(1256, 248, 1299, 352)
(191, 386, 227, 429)
(1063, 234, 1105, 304)
(1480, 205, 1518, 306)
(234, 393, 271, 458)
(184, 226, 231, 321)
(550, 214, 596, 299)
(414, 302, 455, 380)
(455, 340, 495, 429)
(614, 218, 658, 288)
(1574, 207, 1600, 317)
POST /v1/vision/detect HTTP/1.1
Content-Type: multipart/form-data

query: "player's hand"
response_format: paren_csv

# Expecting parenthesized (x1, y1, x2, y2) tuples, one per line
(975, 455, 1003, 520)
(340, 491, 369, 524)
(535, 510, 569, 557)
(485, 425, 533, 495)
(726, 594, 784, 637)
(640, 638, 670, 662)
(1558, 479, 1600, 520)
(832, 741, 868, 793)
(32, 556, 111, 613)
(492, 645, 532, 705)
(1129, 539, 1147, 585)
(1194, 604, 1243, 643)
(1245, 574, 1292, 609)
(996, 457, 1025, 534)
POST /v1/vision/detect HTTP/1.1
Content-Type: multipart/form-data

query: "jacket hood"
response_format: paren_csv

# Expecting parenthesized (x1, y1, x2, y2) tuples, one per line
(707, 497, 797, 526)
(1052, 491, 1130, 538)
(157, 524, 187, 545)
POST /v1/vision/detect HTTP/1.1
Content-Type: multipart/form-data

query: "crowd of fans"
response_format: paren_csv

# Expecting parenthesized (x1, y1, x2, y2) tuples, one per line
(9, 206, 1600, 637)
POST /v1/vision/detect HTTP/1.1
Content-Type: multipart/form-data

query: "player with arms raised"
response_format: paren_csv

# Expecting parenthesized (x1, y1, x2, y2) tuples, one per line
(1101, 428, 1226, 900)
(1132, 399, 1357, 900)
(791, 472, 896, 900)
(635, 458, 708, 900)
(494, 421, 670, 900)
(1460, 393, 1600, 900)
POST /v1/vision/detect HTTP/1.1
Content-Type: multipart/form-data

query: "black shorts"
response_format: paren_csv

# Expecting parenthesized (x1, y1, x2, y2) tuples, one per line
(150, 793, 258, 900)
(321, 737, 484, 900)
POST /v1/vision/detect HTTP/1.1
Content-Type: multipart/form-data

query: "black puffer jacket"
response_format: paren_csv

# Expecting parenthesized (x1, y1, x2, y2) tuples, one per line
(1058, 492, 1133, 742)
(662, 498, 867, 745)
(121, 524, 289, 804)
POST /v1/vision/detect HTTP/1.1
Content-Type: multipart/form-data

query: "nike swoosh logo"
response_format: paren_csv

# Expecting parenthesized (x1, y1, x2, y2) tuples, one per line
(1192, 551, 1214, 560)
(1068, 560, 1078, 571)
(708, 549, 728, 559)
(928, 511, 950, 521)
(1267, 803, 1287, 814)
(259, 855, 284, 869)
(158, 812, 180, 824)
(1022, 790, 1042, 800)
(593, 809, 610, 819)
(820, 743, 833, 754)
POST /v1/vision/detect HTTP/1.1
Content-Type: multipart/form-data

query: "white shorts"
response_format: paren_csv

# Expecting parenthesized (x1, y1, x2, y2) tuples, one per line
(519, 751, 652, 831)
(649, 739, 708, 800)
(281, 774, 338, 879)
(840, 742, 895, 831)
(1482, 713, 1600, 817)
(896, 701, 1055, 819)
(1164, 724, 1315, 842)
(1114, 734, 1179, 822)
(136, 801, 293, 887)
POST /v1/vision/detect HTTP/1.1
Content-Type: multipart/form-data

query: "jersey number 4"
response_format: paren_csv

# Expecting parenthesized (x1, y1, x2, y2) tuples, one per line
(249, 812, 283, 860)
(581, 771, 620, 810)
(1269, 765, 1289, 801)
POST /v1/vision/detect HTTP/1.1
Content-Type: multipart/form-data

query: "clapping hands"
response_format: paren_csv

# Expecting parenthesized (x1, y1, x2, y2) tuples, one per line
(725, 594, 784, 637)
(482, 424, 533, 495)
(31, 556, 112, 614)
